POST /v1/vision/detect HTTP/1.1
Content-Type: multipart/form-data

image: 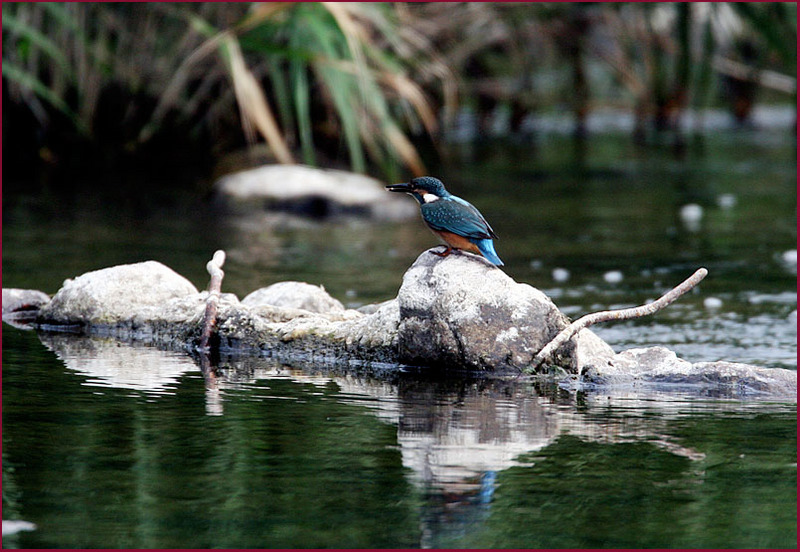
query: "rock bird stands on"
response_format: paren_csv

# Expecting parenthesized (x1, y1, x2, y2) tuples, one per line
(386, 176, 504, 266)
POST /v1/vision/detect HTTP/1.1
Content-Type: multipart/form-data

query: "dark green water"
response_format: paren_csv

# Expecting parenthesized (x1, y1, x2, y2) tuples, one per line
(3, 132, 797, 548)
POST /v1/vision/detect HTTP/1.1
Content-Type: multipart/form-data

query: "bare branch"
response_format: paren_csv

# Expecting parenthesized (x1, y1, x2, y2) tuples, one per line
(527, 267, 708, 373)
(199, 250, 226, 351)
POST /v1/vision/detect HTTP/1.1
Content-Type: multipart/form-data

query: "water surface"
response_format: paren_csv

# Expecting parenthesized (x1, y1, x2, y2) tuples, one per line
(2, 131, 796, 548)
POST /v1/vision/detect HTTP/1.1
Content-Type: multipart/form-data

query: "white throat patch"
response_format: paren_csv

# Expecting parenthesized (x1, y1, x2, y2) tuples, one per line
(422, 193, 440, 203)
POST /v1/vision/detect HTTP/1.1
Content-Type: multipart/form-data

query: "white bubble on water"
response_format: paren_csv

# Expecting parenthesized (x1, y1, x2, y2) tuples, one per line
(552, 268, 570, 283)
(716, 193, 737, 209)
(679, 203, 704, 232)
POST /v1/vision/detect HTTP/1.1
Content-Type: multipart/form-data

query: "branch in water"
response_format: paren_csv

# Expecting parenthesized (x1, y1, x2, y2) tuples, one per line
(526, 267, 708, 373)
(199, 250, 226, 351)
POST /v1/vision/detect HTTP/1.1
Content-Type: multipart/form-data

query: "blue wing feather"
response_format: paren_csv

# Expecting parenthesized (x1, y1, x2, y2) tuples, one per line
(420, 197, 498, 240)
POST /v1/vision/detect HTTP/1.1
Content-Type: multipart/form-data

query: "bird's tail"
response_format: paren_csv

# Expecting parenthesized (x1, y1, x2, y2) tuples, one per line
(473, 238, 504, 266)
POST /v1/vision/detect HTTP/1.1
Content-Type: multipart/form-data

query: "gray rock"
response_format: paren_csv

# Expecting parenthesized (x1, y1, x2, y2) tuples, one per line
(356, 299, 395, 315)
(37, 261, 198, 327)
(24, 251, 795, 400)
(2, 288, 52, 328)
(604, 346, 692, 375)
(25, 250, 615, 374)
(336, 298, 401, 356)
(242, 281, 345, 314)
(215, 164, 416, 220)
(396, 249, 614, 371)
(2, 288, 51, 314)
(572, 329, 617, 373)
(581, 346, 797, 399)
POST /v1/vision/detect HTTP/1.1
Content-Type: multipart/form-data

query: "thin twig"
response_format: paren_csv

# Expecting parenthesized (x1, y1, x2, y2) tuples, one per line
(526, 267, 708, 373)
(199, 249, 226, 351)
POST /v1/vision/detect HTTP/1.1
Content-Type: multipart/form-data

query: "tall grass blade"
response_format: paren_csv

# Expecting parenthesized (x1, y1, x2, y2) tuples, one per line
(2, 62, 87, 133)
(224, 34, 295, 164)
(2, 9, 72, 75)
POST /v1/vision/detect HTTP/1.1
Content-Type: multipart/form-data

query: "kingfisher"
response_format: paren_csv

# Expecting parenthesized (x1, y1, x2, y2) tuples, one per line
(386, 176, 504, 266)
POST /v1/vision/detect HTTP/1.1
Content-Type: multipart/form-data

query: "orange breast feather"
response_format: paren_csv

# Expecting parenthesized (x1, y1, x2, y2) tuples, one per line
(431, 229, 482, 255)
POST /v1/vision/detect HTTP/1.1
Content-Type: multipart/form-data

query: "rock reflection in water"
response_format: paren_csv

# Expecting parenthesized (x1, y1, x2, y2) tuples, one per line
(197, 356, 719, 494)
(39, 334, 196, 395)
(31, 335, 793, 546)
(39, 335, 718, 491)
(394, 379, 558, 492)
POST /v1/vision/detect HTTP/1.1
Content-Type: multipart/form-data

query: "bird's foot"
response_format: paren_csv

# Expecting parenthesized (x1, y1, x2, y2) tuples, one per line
(430, 246, 454, 258)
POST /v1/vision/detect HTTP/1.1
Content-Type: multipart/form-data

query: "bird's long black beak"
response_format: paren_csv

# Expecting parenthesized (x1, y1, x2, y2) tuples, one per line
(385, 182, 413, 193)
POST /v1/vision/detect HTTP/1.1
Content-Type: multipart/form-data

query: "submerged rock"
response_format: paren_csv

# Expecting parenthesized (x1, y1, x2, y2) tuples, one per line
(215, 164, 416, 220)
